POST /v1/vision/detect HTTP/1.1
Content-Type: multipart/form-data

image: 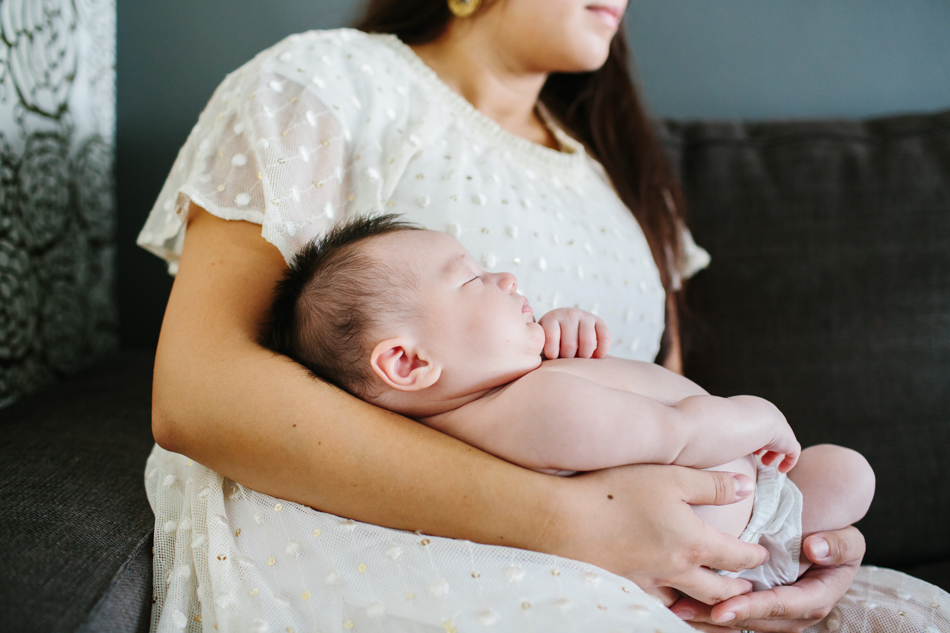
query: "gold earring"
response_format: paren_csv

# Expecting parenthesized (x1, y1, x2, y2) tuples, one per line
(448, 0, 481, 18)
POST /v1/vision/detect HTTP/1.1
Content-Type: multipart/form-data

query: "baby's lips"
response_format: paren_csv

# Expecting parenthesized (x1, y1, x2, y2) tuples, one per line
(521, 296, 533, 316)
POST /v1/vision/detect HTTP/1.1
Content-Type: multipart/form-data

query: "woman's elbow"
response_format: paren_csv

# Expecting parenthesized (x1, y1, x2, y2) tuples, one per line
(150, 354, 194, 453)
(151, 386, 183, 453)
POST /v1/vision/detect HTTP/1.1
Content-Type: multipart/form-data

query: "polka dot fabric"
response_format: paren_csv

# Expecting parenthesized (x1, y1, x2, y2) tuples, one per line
(147, 447, 697, 633)
(139, 28, 948, 633)
(137, 28, 708, 361)
(146, 444, 950, 633)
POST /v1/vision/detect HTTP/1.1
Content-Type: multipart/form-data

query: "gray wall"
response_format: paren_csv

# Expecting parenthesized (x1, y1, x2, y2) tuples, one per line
(628, 0, 950, 120)
(118, 1, 361, 348)
(118, 0, 950, 348)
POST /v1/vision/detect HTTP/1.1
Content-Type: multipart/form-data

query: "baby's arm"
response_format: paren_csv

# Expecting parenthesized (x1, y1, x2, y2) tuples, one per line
(539, 356, 708, 405)
(432, 366, 799, 474)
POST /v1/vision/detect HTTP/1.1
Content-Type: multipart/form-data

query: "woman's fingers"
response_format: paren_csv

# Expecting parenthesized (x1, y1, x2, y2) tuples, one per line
(688, 623, 732, 633)
(669, 567, 754, 605)
(677, 589, 814, 633)
(673, 469, 770, 573)
(708, 583, 821, 632)
(706, 561, 861, 632)
(673, 527, 867, 631)
(669, 599, 737, 632)
(696, 526, 770, 573)
(669, 595, 712, 621)
(573, 465, 762, 604)
(802, 526, 865, 566)
(644, 585, 682, 607)
(679, 468, 755, 506)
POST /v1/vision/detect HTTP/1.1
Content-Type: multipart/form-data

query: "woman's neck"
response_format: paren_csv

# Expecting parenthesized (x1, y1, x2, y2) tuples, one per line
(409, 23, 558, 150)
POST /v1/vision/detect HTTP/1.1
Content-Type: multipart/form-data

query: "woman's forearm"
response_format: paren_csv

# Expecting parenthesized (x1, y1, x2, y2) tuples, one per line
(152, 207, 560, 552)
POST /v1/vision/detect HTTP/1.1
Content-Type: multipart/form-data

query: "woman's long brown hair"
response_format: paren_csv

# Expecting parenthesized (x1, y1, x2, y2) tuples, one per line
(354, 1, 688, 361)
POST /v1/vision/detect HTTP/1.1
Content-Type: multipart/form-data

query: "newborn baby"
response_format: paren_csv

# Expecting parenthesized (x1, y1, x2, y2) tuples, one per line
(263, 214, 875, 592)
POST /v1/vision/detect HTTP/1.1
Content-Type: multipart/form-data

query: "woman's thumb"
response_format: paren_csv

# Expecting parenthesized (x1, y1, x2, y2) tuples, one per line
(683, 470, 755, 506)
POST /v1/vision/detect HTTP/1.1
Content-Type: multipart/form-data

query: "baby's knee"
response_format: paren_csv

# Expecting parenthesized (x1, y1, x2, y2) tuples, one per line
(800, 444, 875, 518)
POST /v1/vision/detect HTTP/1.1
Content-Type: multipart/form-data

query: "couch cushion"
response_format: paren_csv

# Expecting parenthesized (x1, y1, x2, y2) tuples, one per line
(78, 533, 153, 633)
(0, 351, 155, 632)
(662, 110, 950, 574)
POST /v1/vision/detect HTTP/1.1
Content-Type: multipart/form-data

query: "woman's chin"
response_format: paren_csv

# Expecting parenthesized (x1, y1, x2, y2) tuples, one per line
(551, 44, 612, 74)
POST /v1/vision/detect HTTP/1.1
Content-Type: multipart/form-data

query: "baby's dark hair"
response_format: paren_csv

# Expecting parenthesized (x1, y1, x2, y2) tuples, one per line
(262, 214, 422, 396)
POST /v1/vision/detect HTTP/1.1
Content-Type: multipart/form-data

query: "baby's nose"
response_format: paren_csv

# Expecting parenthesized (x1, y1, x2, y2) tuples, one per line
(498, 271, 518, 293)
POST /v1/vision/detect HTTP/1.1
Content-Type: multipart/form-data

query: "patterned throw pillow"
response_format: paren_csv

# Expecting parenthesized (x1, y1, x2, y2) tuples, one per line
(0, 0, 116, 407)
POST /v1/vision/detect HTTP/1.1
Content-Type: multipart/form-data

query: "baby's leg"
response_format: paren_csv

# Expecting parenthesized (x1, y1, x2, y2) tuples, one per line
(692, 455, 757, 537)
(788, 444, 876, 574)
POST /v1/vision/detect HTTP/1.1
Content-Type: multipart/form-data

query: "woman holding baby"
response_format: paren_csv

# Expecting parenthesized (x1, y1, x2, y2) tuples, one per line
(140, 1, 875, 631)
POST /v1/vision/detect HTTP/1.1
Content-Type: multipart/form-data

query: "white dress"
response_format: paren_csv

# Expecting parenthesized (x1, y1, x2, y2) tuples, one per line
(138, 29, 949, 633)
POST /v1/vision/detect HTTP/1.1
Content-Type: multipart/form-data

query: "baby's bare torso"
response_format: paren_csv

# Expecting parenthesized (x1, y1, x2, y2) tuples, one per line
(420, 356, 756, 538)
(420, 356, 702, 470)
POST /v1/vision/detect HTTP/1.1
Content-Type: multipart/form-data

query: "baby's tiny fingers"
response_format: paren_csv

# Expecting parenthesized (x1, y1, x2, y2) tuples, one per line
(559, 320, 580, 358)
(541, 318, 561, 360)
(779, 453, 799, 473)
(577, 320, 598, 358)
(593, 319, 611, 358)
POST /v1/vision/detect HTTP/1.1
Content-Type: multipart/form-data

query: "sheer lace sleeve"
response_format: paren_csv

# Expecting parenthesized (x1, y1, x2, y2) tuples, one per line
(662, 189, 711, 290)
(679, 225, 711, 281)
(136, 30, 420, 271)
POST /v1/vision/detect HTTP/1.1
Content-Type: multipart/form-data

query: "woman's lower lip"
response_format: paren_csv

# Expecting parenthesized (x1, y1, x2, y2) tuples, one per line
(587, 6, 621, 29)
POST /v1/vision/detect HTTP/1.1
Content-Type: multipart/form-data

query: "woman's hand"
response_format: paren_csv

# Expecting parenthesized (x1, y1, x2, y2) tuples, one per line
(557, 464, 769, 605)
(668, 527, 866, 632)
(538, 307, 611, 359)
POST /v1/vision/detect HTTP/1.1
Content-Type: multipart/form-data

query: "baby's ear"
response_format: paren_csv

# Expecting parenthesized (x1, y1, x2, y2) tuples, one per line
(370, 338, 441, 391)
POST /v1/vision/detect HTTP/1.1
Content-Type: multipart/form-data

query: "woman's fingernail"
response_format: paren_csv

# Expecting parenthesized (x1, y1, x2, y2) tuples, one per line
(715, 612, 737, 623)
(732, 474, 754, 499)
(675, 609, 695, 620)
(811, 536, 829, 560)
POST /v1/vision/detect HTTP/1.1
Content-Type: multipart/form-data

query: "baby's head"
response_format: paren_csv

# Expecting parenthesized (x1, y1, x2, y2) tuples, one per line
(265, 215, 545, 412)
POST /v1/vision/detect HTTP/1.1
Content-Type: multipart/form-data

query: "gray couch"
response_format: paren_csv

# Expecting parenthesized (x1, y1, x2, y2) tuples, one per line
(2, 108, 948, 631)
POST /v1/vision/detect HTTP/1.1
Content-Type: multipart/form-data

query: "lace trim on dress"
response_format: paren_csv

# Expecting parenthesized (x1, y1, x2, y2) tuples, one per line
(373, 33, 590, 179)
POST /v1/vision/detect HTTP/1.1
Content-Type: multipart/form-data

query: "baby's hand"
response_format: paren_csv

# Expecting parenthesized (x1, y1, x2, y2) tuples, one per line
(758, 413, 801, 473)
(537, 308, 611, 359)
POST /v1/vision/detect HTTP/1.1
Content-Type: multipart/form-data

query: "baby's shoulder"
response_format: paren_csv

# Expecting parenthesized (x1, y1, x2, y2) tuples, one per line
(481, 367, 599, 413)
(417, 373, 546, 437)
(529, 358, 621, 384)
(422, 364, 618, 434)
